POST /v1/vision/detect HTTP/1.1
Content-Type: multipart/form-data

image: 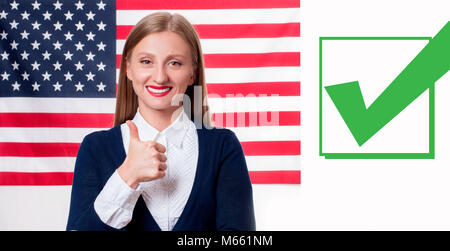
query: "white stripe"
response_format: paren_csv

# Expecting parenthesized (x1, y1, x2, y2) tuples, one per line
(245, 155, 300, 171)
(0, 128, 106, 143)
(227, 126, 301, 142)
(117, 8, 301, 25)
(0, 98, 116, 113)
(207, 96, 301, 113)
(0, 157, 75, 172)
(116, 37, 301, 54)
(116, 67, 301, 83)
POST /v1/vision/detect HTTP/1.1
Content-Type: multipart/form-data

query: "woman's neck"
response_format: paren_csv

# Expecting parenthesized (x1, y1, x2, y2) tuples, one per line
(137, 105, 183, 132)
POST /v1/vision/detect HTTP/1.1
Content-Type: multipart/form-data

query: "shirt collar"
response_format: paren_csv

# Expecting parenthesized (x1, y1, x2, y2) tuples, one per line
(132, 107, 191, 148)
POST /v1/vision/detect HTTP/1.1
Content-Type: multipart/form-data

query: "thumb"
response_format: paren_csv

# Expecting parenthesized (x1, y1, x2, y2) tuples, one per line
(126, 120, 141, 143)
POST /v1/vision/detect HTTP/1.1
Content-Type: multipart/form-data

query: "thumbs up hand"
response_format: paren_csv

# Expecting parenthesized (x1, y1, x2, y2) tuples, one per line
(117, 120, 168, 189)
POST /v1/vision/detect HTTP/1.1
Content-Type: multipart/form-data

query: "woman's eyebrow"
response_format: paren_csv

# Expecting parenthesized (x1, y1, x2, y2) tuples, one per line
(135, 52, 187, 58)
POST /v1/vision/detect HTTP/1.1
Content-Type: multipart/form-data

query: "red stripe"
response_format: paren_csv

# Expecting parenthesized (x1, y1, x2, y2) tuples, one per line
(212, 111, 301, 127)
(241, 141, 300, 156)
(249, 170, 300, 184)
(0, 113, 114, 128)
(0, 172, 73, 186)
(116, 52, 301, 68)
(0, 171, 300, 185)
(116, 0, 300, 10)
(116, 23, 301, 40)
(0, 143, 80, 157)
(207, 82, 300, 97)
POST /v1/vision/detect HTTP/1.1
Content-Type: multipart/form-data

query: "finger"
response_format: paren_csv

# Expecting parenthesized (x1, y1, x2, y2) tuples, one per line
(153, 141, 166, 153)
(157, 152, 167, 162)
(158, 162, 167, 171)
(127, 120, 141, 143)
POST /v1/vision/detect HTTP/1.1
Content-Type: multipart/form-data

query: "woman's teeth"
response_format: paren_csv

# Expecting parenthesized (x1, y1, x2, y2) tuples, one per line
(147, 87, 171, 93)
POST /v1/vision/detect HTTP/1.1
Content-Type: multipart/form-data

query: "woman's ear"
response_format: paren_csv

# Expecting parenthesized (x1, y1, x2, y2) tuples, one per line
(126, 60, 133, 82)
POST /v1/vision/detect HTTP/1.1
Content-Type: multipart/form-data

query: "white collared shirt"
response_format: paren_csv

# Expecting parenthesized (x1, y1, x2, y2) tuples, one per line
(94, 108, 199, 230)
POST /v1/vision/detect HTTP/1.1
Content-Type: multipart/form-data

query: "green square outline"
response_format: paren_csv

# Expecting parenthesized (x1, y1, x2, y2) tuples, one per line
(319, 36, 435, 159)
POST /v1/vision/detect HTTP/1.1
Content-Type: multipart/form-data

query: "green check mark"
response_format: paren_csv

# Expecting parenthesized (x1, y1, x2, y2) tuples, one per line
(325, 22, 450, 146)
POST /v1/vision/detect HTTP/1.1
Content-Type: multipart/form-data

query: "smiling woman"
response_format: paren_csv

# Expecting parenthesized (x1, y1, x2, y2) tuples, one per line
(66, 12, 256, 231)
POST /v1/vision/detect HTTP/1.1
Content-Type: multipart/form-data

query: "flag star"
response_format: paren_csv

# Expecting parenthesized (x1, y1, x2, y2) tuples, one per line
(75, 0, 84, 10)
(31, 61, 40, 70)
(53, 40, 63, 50)
(42, 50, 51, 60)
(97, 62, 106, 71)
(86, 11, 95, 21)
(75, 82, 84, 91)
(64, 51, 73, 60)
(97, 21, 106, 31)
(22, 71, 30, 80)
(97, 1, 106, 10)
(20, 30, 30, 40)
(86, 31, 95, 41)
(74, 61, 84, 71)
(12, 61, 20, 70)
(86, 71, 95, 81)
(42, 31, 52, 40)
(31, 21, 41, 30)
(1, 71, 10, 81)
(32, 1, 41, 10)
(75, 21, 85, 31)
(10, 40, 19, 50)
(42, 71, 51, 81)
(31, 40, 40, 50)
(20, 50, 30, 60)
(86, 51, 95, 61)
(53, 0, 63, 10)
(97, 82, 106, 92)
(32, 81, 40, 91)
(0, 30, 7, 39)
(10, 20, 19, 29)
(64, 10, 73, 20)
(10, 1, 19, 10)
(53, 81, 62, 91)
(53, 21, 63, 30)
(64, 71, 73, 81)
(43, 11, 52, 20)
(64, 31, 74, 41)
(12, 81, 20, 91)
(0, 10, 8, 19)
(74, 41, 85, 51)
(96, 41, 106, 51)
(1, 51, 9, 60)
(21, 11, 30, 20)
(53, 61, 62, 70)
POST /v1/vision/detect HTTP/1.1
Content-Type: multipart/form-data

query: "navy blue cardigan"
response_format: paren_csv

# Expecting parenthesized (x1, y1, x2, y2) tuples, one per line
(66, 125, 256, 231)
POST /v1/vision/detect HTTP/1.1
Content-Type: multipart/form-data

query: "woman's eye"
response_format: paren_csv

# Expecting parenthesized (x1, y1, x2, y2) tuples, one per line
(169, 61, 182, 66)
(140, 59, 151, 64)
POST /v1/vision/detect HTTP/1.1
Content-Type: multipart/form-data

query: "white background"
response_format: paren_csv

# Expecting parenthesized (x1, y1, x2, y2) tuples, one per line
(1, 0, 450, 230)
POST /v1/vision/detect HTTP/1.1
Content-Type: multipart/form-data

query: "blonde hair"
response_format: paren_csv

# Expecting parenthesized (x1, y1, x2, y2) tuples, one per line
(114, 12, 211, 127)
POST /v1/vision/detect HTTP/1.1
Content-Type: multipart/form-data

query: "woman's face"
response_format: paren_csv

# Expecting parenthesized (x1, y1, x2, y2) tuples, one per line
(126, 31, 195, 113)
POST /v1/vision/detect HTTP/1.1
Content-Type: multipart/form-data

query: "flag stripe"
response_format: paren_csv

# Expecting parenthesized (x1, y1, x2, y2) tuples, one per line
(249, 170, 300, 184)
(116, 52, 300, 68)
(0, 141, 300, 157)
(0, 143, 80, 157)
(116, 9, 300, 25)
(241, 141, 301, 156)
(212, 111, 300, 127)
(0, 172, 74, 186)
(116, 23, 300, 39)
(0, 113, 114, 128)
(0, 170, 299, 185)
(207, 82, 300, 97)
(116, 0, 300, 10)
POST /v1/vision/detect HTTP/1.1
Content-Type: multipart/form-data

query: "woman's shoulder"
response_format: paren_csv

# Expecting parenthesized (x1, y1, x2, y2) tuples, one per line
(81, 125, 122, 147)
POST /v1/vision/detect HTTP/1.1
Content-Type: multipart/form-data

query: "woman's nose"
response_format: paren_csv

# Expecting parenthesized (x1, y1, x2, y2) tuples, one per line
(153, 65, 168, 84)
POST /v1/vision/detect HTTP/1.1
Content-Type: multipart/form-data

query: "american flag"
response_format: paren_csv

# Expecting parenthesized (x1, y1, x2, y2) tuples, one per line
(0, 0, 300, 185)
